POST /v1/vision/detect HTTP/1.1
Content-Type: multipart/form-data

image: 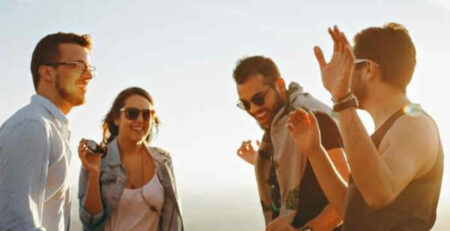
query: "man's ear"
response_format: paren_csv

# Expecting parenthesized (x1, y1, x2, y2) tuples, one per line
(38, 65, 55, 83)
(276, 77, 287, 99)
(366, 61, 378, 81)
(277, 77, 285, 89)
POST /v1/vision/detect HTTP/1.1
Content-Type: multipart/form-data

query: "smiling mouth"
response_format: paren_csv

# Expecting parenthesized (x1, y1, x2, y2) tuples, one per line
(130, 125, 144, 132)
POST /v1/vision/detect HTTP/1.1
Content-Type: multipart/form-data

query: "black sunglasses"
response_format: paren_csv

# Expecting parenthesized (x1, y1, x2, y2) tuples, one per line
(237, 86, 272, 111)
(85, 139, 107, 156)
(120, 107, 154, 121)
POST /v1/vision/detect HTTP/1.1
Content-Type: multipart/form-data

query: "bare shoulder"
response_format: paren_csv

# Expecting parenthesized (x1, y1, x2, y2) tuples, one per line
(382, 110, 440, 175)
(388, 111, 439, 146)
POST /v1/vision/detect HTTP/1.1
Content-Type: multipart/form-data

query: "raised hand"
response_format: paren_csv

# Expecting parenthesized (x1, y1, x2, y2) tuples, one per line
(78, 139, 102, 174)
(286, 109, 322, 155)
(314, 26, 355, 100)
(237, 140, 260, 165)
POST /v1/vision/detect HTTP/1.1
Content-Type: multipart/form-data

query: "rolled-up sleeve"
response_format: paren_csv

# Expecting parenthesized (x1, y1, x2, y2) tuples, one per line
(78, 166, 104, 230)
(0, 120, 49, 231)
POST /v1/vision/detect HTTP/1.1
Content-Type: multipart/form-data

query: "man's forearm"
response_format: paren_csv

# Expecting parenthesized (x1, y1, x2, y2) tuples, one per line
(307, 147, 347, 215)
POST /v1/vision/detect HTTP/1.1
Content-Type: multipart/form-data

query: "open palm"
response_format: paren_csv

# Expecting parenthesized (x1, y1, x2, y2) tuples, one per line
(314, 26, 355, 100)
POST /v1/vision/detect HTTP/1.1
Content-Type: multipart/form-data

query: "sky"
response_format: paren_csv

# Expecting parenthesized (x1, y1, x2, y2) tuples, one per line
(0, 0, 449, 230)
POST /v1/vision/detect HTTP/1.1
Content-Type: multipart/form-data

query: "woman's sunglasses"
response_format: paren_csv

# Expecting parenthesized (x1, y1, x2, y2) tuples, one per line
(237, 86, 272, 111)
(120, 107, 154, 121)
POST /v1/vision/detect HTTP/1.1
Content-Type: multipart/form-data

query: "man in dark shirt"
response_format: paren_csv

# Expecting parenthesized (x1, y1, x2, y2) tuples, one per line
(287, 23, 443, 230)
(233, 56, 348, 230)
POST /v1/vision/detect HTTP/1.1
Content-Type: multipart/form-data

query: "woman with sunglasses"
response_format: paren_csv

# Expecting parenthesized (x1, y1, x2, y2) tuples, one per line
(78, 87, 183, 231)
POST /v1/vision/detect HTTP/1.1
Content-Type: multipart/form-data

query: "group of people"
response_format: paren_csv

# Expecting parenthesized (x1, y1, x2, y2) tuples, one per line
(0, 22, 443, 231)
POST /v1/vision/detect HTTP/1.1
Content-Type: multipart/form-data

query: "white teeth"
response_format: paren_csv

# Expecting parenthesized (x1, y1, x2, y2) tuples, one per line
(255, 111, 267, 119)
(131, 126, 143, 131)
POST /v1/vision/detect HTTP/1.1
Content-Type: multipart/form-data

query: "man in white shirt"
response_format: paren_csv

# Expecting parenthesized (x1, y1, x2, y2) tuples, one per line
(0, 32, 95, 230)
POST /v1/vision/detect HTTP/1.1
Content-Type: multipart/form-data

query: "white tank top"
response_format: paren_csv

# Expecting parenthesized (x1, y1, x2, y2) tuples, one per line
(104, 173, 165, 231)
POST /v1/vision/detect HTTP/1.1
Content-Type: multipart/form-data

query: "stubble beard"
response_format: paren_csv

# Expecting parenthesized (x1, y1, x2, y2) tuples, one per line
(258, 92, 284, 132)
(55, 73, 85, 107)
(352, 72, 368, 109)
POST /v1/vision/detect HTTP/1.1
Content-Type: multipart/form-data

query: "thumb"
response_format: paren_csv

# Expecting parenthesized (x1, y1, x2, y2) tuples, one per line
(314, 46, 326, 69)
(308, 111, 319, 126)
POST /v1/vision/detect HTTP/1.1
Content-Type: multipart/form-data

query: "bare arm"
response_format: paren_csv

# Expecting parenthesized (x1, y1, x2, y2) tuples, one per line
(314, 26, 440, 208)
(287, 110, 349, 216)
(305, 148, 349, 228)
(337, 109, 438, 208)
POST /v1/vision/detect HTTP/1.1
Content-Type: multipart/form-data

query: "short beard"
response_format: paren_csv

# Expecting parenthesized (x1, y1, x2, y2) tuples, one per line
(55, 73, 84, 106)
(352, 72, 367, 109)
(259, 91, 285, 131)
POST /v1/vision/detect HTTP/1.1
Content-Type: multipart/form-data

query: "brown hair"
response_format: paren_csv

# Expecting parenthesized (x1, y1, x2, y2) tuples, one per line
(30, 32, 93, 91)
(102, 87, 160, 144)
(353, 22, 416, 92)
(233, 55, 280, 85)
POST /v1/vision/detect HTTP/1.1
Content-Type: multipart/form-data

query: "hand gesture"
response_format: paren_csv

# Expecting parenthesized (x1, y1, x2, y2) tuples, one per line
(237, 140, 260, 165)
(78, 139, 102, 174)
(314, 26, 355, 100)
(286, 109, 321, 155)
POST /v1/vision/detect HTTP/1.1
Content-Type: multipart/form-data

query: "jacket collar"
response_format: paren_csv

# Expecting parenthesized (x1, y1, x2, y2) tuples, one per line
(104, 138, 169, 167)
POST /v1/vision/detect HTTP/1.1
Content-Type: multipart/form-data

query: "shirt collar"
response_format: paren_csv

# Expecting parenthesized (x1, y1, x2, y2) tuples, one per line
(31, 94, 68, 125)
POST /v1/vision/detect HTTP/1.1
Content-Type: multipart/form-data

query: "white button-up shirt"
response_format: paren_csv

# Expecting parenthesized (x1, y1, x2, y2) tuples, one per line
(0, 94, 72, 231)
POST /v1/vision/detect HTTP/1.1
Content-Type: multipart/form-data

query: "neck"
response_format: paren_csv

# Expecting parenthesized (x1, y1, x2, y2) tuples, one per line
(37, 90, 72, 115)
(117, 135, 145, 155)
(363, 86, 410, 130)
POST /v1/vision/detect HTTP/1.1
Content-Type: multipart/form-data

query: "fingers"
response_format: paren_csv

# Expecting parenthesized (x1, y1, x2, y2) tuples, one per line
(237, 140, 255, 155)
(328, 27, 339, 52)
(287, 109, 312, 134)
(314, 46, 326, 69)
(78, 139, 88, 156)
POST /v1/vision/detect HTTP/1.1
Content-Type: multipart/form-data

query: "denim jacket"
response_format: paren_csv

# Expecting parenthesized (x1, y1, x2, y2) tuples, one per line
(78, 138, 184, 231)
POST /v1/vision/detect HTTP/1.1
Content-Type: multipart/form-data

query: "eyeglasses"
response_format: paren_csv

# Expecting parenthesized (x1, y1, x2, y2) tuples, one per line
(45, 61, 96, 77)
(354, 58, 380, 67)
(120, 107, 154, 121)
(237, 85, 272, 111)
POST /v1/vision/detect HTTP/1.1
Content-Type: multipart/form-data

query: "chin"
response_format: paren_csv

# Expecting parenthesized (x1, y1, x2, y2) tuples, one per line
(65, 94, 85, 106)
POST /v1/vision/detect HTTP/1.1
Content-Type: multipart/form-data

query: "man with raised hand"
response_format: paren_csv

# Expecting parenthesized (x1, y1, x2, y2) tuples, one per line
(234, 56, 348, 231)
(287, 24, 443, 230)
(0, 32, 95, 230)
